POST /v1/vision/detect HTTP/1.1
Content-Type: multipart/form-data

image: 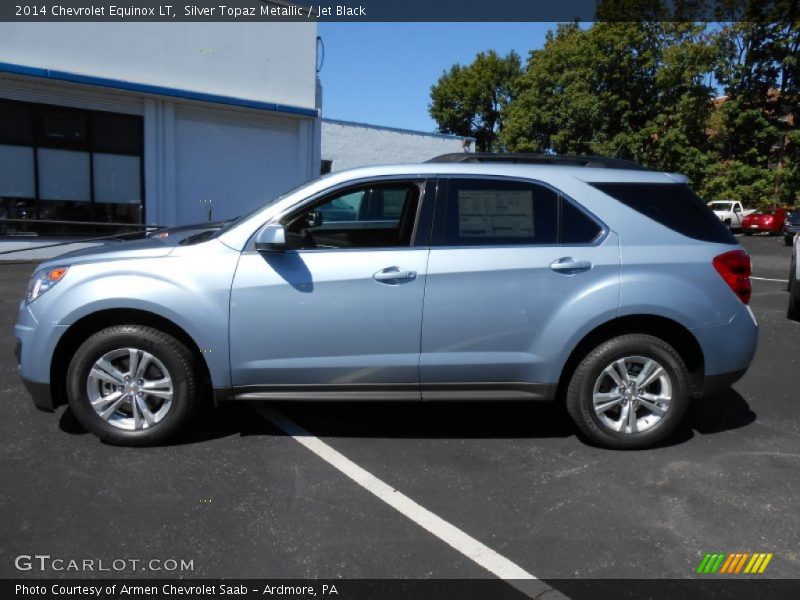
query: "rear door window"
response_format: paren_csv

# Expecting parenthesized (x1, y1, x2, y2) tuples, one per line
(591, 183, 735, 244)
(561, 198, 603, 244)
(433, 178, 603, 246)
(436, 179, 559, 246)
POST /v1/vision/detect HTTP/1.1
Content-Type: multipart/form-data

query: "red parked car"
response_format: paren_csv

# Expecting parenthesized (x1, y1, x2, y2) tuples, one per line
(742, 207, 794, 235)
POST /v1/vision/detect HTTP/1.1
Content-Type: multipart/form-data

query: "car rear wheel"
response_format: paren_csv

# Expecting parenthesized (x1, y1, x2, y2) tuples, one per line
(67, 325, 199, 446)
(566, 334, 690, 449)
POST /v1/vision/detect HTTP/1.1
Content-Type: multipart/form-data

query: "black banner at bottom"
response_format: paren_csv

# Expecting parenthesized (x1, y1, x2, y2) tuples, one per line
(4, 579, 800, 600)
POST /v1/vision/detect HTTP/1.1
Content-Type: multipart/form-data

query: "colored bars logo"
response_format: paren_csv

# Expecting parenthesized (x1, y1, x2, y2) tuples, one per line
(697, 553, 773, 574)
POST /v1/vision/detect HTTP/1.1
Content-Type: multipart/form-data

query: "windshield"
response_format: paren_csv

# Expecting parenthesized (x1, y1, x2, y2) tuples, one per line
(708, 202, 733, 211)
(790, 212, 800, 224)
(216, 177, 328, 235)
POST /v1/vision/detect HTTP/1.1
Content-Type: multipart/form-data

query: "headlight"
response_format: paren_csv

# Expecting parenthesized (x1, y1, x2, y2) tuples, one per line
(26, 266, 69, 304)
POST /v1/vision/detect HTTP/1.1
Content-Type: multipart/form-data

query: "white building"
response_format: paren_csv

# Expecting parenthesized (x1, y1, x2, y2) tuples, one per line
(321, 118, 471, 173)
(0, 23, 320, 250)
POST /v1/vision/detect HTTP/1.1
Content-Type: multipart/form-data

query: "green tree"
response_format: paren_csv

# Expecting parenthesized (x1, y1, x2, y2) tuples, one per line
(707, 20, 800, 205)
(428, 50, 522, 152)
(502, 22, 715, 183)
(434, 18, 798, 206)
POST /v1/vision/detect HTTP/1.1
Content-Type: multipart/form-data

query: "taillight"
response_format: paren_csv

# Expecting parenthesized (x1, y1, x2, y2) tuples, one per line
(713, 250, 752, 304)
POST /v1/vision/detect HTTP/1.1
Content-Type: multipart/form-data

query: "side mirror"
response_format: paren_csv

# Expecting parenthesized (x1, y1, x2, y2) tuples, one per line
(255, 223, 287, 252)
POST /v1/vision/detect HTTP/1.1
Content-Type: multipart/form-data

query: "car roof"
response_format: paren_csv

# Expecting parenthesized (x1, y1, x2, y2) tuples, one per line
(318, 162, 683, 185)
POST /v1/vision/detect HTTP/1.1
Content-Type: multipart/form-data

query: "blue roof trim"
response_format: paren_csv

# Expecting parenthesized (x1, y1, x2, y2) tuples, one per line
(323, 117, 474, 141)
(0, 61, 319, 118)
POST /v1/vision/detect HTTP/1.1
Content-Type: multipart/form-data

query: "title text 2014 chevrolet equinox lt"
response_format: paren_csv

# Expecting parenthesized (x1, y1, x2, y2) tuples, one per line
(14, 155, 758, 449)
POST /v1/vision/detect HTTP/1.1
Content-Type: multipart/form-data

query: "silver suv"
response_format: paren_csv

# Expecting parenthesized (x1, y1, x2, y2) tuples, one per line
(15, 154, 758, 449)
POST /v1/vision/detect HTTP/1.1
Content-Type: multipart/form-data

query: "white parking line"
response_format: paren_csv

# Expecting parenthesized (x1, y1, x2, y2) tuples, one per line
(752, 276, 788, 283)
(255, 404, 567, 600)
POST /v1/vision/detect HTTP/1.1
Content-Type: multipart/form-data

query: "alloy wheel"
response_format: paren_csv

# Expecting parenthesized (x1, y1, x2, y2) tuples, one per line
(86, 348, 173, 431)
(592, 355, 672, 434)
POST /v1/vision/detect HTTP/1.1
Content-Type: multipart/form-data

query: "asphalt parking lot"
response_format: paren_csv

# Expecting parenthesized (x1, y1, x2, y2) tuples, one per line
(0, 235, 798, 591)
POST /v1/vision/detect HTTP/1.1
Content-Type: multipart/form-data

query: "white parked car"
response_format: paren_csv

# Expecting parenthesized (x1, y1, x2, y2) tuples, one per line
(707, 200, 756, 230)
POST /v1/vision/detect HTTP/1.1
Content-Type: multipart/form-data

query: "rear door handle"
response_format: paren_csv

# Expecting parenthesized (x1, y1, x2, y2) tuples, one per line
(373, 266, 417, 284)
(550, 257, 592, 275)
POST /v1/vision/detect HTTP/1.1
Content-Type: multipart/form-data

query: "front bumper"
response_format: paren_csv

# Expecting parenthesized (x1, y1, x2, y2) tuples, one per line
(15, 300, 68, 411)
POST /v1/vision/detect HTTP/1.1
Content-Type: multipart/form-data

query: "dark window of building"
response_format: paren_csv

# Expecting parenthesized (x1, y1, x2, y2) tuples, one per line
(320, 159, 333, 175)
(591, 182, 735, 244)
(0, 99, 144, 237)
(0, 100, 35, 145)
(41, 109, 86, 144)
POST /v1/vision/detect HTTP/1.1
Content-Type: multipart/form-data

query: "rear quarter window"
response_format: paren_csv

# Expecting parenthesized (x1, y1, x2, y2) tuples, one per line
(591, 182, 736, 244)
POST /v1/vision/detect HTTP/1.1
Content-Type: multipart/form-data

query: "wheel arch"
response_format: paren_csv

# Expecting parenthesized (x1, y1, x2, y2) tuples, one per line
(556, 314, 705, 401)
(50, 308, 213, 409)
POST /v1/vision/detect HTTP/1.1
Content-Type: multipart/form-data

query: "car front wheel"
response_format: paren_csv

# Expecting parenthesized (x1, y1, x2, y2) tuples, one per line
(67, 325, 199, 446)
(566, 334, 690, 449)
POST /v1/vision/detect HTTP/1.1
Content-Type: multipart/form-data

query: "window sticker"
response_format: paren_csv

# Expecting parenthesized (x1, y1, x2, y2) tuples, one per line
(457, 190, 534, 237)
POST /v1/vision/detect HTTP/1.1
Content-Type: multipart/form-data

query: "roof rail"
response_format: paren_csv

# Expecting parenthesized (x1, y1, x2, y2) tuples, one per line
(426, 153, 648, 170)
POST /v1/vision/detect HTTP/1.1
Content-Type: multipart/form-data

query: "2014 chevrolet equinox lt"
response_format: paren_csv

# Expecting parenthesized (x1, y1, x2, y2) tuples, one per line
(14, 154, 758, 449)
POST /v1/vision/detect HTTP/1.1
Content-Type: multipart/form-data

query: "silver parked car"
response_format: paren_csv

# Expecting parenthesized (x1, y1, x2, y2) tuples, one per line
(789, 232, 800, 321)
(15, 154, 758, 449)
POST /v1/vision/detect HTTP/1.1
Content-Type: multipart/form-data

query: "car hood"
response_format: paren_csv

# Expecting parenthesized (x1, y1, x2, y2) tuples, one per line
(39, 237, 175, 269)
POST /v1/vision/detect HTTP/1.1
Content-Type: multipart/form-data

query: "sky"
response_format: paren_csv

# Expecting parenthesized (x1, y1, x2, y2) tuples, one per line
(317, 23, 559, 133)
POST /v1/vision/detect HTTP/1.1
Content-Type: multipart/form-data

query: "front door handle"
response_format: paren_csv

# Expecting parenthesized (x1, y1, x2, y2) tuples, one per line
(373, 266, 417, 284)
(550, 257, 592, 275)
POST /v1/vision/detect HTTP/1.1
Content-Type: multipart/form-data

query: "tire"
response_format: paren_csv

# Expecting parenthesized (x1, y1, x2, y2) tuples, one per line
(789, 257, 800, 321)
(786, 235, 793, 247)
(566, 334, 691, 450)
(67, 325, 200, 446)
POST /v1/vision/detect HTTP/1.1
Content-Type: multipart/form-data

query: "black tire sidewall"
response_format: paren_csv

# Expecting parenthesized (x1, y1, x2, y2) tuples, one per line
(789, 258, 800, 319)
(567, 334, 690, 449)
(67, 325, 197, 446)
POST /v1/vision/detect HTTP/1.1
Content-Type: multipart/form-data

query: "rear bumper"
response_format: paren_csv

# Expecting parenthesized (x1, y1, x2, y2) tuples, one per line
(692, 304, 758, 391)
(744, 225, 780, 233)
(21, 376, 55, 412)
